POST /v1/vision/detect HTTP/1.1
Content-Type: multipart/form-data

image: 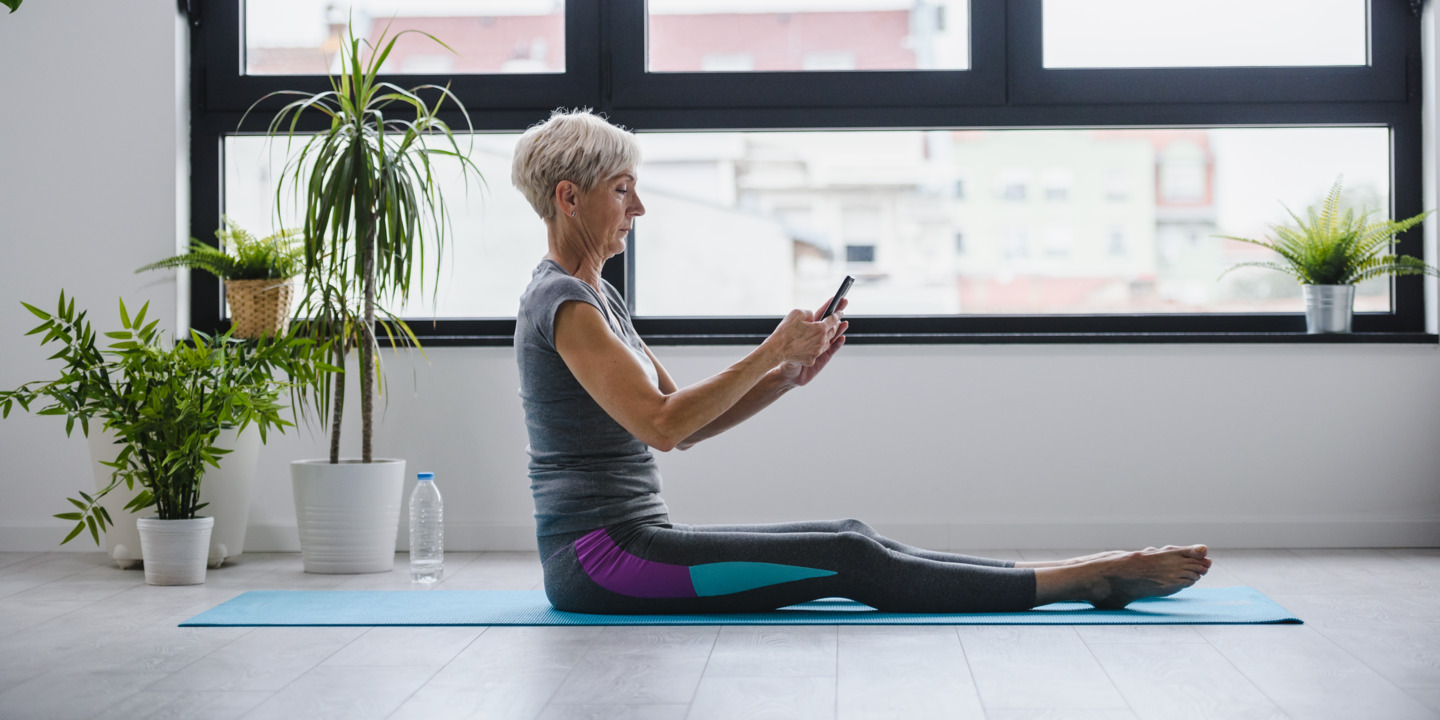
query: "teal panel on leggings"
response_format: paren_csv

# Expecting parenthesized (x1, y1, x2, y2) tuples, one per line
(688, 562, 836, 597)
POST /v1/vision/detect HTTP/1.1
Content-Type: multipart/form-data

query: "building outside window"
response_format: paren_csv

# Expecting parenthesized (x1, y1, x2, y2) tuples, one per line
(198, 0, 1427, 341)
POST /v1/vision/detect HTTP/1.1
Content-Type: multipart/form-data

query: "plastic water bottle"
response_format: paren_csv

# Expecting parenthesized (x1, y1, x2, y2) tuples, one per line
(408, 472, 443, 583)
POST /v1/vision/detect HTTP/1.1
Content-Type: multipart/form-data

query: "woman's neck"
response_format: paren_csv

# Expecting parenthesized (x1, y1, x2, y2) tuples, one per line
(545, 228, 606, 289)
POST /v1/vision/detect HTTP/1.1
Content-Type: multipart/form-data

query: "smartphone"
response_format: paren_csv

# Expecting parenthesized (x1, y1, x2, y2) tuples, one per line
(820, 275, 855, 319)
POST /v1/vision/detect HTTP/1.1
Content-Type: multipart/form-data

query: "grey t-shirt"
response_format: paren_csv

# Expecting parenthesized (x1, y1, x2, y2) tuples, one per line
(515, 259, 670, 537)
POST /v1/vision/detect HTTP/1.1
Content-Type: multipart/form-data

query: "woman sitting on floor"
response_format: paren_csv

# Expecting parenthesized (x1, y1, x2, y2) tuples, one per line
(510, 108, 1211, 614)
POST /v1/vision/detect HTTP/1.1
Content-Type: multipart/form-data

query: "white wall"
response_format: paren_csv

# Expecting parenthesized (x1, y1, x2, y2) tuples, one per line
(1, 1, 1437, 553)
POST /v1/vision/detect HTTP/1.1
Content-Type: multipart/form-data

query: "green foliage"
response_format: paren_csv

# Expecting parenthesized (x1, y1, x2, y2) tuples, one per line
(244, 21, 483, 463)
(1218, 178, 1437, 285)
(0, 292, 333, 543)
(136, 217, 304, 281)
(2, 0, 21, 14)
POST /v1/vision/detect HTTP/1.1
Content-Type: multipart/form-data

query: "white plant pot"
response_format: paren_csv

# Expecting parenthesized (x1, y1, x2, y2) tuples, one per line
(137, 516, 214, 585)
(86, 431, 144, 569)
(291, 458, 406, 574)
(200, 426, 261, 568)
(86, 426, 260, 569)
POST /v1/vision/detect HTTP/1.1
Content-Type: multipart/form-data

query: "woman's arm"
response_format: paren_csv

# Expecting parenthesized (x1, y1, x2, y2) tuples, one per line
(664, 333, 846, 450)
(553, 300, 838, 452)
(649, 298, 849, 450)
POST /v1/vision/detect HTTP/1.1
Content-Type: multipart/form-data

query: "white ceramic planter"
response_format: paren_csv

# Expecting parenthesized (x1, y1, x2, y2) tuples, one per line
(137, 516, 214, 585)
(291, 459, 406, 574)
(200, 426, 261, 568)
(86, 431, 144, 569)
(86, 426, 260, 569)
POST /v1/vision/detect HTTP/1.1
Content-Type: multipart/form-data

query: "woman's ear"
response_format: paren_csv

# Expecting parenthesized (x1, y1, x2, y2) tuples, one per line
(555, 180, 579, 218)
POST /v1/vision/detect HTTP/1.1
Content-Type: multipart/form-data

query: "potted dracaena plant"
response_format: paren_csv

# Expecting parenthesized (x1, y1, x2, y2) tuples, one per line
(0, 292, 329, 583)
(1219, 178, 1437, 333)
(245, 22, 482, 573)
(136, 216, 305, 340)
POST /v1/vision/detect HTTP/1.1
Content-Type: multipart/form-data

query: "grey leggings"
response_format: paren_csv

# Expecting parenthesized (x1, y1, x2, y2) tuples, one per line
(537, 518, 1036, 614)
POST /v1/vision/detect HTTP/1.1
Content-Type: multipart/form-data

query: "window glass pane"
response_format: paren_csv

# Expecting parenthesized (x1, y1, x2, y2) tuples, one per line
(631, 128, 1391, 317)
(223, 134, 543, 318)
(245, 0, 564, 75)
(1043, 0, 1366, 69)
(647, 0, 969, 72)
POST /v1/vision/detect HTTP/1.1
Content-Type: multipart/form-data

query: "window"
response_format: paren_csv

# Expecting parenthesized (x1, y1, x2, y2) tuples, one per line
(191, 0, 1429, 343)
(647, 0, 972, 73)
(846, 245, 877, 264)
(243, 1, 567, 76)
(1042, 0, 1366, 69)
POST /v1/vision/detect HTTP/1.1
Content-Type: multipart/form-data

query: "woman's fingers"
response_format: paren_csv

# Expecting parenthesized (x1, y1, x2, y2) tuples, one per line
(770, 307, 840, 366)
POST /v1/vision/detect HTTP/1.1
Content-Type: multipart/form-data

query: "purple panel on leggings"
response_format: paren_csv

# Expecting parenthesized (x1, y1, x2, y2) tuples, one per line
(574, 528, 697, 598)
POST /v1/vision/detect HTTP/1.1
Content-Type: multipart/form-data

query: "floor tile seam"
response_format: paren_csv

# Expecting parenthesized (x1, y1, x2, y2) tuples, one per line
(0, 553, 45, 571)
(362, 663, 445, 720)
(1074, 624, 1142, 719)
(953, 625, 985, 719)
(245, 627, 414, 713)
(131, 625, 259, 696)
(534, 624, 614, 717)
(965, 626, 1120, 714)
(17, 667, 169, 720)
(1195, 623, 1321, 720)
(830, 624, 839, 720)
(378, 625, 493, 720)
(1298, 611, 1440, 697)
(684, 626, 722, 711)
(1381, 548, 1440, 573)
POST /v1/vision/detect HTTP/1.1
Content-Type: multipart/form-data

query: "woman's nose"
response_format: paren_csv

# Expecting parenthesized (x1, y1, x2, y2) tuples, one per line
(631, 194, 645, 217)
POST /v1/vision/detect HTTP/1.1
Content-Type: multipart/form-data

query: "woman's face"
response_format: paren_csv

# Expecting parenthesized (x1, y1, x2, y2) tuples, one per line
(577, 170, 645, 256)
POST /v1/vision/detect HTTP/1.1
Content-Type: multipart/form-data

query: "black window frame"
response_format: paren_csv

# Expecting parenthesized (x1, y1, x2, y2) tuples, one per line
(189, 0, 1434, 346)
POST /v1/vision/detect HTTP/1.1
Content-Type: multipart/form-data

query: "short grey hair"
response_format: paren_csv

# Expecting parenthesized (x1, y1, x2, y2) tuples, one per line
(511, 108, 643, 221)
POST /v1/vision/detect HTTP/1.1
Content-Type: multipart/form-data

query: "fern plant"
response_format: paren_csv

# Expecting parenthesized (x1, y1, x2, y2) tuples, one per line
(1218, 178, 1437, 285)
(137, 218, 304, 281)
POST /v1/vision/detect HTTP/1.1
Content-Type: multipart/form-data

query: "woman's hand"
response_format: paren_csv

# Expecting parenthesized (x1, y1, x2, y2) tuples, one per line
(769, 298, 848, 387)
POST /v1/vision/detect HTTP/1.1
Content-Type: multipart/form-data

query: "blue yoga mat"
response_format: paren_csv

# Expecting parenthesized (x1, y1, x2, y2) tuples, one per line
(179, 586, 1299, 627)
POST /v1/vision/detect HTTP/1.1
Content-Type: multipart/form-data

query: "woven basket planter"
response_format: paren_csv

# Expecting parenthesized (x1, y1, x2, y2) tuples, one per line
(225, 278, 295, 339)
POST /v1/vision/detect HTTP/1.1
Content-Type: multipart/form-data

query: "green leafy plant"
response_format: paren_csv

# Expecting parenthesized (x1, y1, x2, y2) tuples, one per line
(1218, 178, 1437, 285)
(2, 0, 21, 14)
(0, 292, 333, 543)
(136, 217, 304, 281)
(246, 22, 482, 464)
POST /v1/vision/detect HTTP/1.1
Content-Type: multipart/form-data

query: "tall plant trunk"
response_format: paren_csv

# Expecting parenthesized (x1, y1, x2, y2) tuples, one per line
(328, 329, 345, 464)
(360, 222, 376, 464)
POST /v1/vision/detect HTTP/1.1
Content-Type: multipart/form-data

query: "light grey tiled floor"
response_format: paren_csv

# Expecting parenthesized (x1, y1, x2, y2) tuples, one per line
(0, 548, 1437, 719)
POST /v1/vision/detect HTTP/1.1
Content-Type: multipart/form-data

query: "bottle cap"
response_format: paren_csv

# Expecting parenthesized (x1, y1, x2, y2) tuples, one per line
(417, 472, 434, 481)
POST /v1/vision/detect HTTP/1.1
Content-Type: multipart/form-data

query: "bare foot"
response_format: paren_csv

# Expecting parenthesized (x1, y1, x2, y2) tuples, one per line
(1089, 545, 1211, 609)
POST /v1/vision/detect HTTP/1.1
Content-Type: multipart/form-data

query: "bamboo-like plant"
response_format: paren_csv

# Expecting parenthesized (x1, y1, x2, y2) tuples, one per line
(136, 217, 304, 281)
(247, 23, 482, 464)
(0, 292, 331, 542)
(1218, 178, 1437, 285)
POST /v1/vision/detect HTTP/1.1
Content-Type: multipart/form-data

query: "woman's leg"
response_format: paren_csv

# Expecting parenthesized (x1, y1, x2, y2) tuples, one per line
(540, 522, 1212, 615)
(542, 522, 1036, 614)
(673, 518, 1013, 568)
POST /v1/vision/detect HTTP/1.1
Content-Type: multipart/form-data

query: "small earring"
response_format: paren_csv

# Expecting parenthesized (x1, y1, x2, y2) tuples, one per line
(571, 210, 577, 217)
